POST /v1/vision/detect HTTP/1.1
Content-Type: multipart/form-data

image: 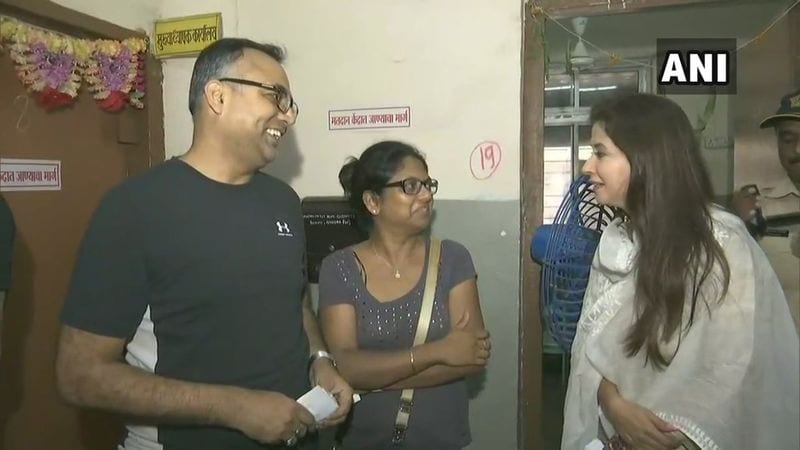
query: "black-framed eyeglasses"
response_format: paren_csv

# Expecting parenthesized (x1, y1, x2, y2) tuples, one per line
(218, 77, 299, 116)
(383, 177, 439, 195)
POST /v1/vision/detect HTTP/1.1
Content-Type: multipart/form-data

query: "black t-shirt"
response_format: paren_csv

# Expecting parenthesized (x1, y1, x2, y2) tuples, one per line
(62, 159, 313, 450)
(0, 198, 15, 291)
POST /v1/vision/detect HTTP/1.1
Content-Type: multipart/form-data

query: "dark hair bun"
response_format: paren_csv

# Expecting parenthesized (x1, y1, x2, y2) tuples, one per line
(338, 157, 360, 197)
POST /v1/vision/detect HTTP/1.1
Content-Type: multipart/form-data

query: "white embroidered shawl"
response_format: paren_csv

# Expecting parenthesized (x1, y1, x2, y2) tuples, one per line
(561, 207, 800, 450)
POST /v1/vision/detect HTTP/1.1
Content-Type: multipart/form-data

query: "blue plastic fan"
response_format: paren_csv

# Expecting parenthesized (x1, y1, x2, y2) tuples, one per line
(531, 176, 616, 353)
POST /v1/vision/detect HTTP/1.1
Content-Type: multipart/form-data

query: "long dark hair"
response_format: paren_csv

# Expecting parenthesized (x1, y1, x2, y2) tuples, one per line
(338, 141, 428, 231)
(591, 93, 730, 369)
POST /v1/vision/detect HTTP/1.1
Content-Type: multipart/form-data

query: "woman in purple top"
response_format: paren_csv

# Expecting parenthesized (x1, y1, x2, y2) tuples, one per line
(318, 141, 491, 450)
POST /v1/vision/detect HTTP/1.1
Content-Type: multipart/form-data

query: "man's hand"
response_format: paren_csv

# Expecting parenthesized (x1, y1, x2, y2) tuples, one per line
(731, 186, 759, 221)
(224, 388, 315, 446)
(309, 358, 353, 427)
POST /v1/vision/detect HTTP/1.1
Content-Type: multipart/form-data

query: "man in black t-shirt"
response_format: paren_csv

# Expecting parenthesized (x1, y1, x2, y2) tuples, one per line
(0, 196, 15, 360)
(56, 38, 352, 450)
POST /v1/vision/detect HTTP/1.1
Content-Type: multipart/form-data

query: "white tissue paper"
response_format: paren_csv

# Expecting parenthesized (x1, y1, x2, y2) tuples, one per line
(297, 386, 339, 422)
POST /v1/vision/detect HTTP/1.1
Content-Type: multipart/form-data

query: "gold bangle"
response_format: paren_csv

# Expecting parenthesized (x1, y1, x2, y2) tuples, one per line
(409, 348, 416, 372)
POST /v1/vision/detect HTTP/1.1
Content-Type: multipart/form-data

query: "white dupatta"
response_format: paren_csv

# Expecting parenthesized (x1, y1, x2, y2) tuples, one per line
(561, 207, 800, 450)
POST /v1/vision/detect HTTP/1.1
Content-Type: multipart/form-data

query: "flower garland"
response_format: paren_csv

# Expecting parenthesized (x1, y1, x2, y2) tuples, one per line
(0, 16, 148, 112)
(83, 38, 147, 112)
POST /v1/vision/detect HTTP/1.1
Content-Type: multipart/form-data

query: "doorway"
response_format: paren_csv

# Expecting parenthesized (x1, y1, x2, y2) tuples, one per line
(0, 1, 163, 449)
(520, 0, 799, 448)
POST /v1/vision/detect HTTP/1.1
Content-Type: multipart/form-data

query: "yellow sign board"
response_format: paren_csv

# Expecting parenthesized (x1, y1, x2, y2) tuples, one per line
(153, 13, 222, 59)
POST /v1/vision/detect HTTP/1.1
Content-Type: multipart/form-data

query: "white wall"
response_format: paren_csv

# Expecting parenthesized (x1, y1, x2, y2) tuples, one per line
(159, 0, 523, 201)
(52, 0, 158, 32)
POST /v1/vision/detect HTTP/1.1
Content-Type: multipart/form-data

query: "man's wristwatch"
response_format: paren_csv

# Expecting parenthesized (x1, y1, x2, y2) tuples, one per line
(309, 350, 337, 368)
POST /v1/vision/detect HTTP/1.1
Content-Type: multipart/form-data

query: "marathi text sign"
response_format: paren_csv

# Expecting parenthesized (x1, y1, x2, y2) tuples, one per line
(0, 159, 61, 192)
(328, 106, 411, 130)
(154, 13, 222, 59)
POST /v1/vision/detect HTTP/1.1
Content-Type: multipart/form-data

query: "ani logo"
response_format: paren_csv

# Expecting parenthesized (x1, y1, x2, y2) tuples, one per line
(656, 38, 736, 95)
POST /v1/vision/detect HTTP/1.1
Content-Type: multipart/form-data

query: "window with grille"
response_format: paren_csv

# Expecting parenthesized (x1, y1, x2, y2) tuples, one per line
(541, 67, 648, 355)
(543, 68, 648, 224)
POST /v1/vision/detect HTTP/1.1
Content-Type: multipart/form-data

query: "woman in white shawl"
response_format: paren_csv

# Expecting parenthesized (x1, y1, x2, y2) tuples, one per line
(562, 93, 800, 450)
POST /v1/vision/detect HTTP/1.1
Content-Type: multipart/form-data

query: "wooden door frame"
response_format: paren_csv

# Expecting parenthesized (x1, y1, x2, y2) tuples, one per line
(519, 1, 743, 449)
(0, 0, 164, 168)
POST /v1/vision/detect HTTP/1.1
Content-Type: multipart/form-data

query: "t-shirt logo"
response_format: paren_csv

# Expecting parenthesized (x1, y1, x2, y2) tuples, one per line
(276, 221, 293, 237)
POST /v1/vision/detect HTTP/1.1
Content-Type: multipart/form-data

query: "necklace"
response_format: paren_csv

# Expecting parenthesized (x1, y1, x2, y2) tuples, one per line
(370, 242, 404, 279)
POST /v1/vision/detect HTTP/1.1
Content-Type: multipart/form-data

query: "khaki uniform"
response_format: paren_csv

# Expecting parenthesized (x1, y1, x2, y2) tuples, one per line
(759, 176, 800, 330)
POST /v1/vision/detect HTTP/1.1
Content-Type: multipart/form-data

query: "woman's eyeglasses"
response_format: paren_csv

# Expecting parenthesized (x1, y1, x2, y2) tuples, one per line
(382, 177, 438, 195)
